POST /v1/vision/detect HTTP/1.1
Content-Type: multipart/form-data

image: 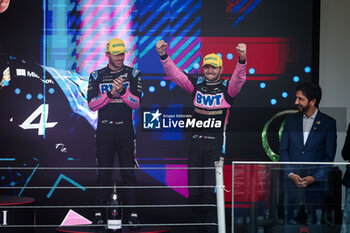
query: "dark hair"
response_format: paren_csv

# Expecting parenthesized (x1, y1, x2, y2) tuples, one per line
(296, 82, 322, 107)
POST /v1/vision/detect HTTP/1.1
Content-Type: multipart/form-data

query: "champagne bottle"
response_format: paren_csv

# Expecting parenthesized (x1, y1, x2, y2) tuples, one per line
(107, 184, 122, 232)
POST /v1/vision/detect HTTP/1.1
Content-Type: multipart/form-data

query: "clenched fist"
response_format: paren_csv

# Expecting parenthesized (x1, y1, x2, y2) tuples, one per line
(156, 40, 168, 56)
(236, 43, 247, 61)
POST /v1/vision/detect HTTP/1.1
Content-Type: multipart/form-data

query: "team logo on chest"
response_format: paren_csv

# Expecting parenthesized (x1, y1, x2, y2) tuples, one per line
(99, 82, 130, 95)
(195, 91, 223, 107)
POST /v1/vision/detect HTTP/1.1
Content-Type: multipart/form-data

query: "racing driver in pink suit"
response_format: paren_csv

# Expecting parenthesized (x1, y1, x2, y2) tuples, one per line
(156, 40, 247, 232)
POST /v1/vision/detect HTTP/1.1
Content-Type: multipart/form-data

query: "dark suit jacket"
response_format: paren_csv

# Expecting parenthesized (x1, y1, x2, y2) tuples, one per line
(342, 122, 350, 187)
(279, 110, 337, 190)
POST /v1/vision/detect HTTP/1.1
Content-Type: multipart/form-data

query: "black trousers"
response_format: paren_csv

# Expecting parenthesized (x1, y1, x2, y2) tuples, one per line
(188, 137, 222, 233)
(285, 187, 324, 223)
(95, 127, 137, 213)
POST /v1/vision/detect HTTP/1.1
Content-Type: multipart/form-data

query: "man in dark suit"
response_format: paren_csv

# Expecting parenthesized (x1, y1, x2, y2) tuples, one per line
(341, 122, 350, 232)
(279, 82, 337, 225)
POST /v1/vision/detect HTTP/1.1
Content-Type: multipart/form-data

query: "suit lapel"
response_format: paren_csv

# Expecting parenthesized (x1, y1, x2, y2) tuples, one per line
(296, 113, 304, 147)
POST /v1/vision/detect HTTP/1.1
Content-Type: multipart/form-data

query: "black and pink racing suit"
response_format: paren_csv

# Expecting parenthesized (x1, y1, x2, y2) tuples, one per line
(87, 65, 142, 211)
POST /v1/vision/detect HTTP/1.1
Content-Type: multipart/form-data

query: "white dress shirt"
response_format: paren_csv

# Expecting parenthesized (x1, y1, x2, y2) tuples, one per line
(303, 108, 318, 145)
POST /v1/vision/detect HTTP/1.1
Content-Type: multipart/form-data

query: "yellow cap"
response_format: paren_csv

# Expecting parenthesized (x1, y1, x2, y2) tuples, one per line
(202, 53, 223, 68)
(106, 38, 127, 55)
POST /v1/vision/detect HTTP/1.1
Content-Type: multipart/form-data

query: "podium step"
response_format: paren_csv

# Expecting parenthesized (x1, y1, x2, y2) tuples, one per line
(0, 195, 35, 206)
(0, 195, 36, 233)
(57, 226, 170, 233)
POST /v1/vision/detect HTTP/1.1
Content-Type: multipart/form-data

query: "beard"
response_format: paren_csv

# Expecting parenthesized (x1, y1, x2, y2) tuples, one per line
(297, 103, 311, 114)
(111, 60, 123, 68)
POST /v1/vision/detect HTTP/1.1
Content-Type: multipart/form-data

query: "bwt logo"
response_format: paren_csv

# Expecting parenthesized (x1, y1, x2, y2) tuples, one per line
(143, 109, 162, 129)
(195, 92, 223, 107)
(100, 84, 113, 94)
(100, 82, 130, 95)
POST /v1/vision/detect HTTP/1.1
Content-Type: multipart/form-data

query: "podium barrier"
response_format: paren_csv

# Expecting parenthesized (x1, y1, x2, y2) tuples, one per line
(1, 161, 347, 232)
(0, 163, 226, 233)
(230, 161, 345, 233)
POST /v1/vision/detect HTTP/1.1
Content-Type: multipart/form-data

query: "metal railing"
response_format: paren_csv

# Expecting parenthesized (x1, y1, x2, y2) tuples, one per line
(0, 163, 227, 232)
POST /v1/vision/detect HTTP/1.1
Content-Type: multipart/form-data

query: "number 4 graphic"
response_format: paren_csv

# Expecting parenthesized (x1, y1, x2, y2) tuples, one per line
(19, 104, 58, 135)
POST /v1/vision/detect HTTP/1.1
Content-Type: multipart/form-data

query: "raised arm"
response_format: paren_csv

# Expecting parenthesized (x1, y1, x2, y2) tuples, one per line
(227, 43, 247, 97)
(156, 40, 194, 94)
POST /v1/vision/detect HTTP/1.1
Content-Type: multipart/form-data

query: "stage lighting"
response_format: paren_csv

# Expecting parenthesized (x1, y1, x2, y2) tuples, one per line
(149, 86, 155, 93)
(293, 76, 300, 82)
(270, 98, 277, 105)
(304, 66, 311, 73)
(249, 68, 255, 74)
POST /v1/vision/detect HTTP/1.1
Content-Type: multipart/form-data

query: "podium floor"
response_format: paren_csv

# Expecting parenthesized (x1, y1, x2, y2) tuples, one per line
(57, 226, 170, 233)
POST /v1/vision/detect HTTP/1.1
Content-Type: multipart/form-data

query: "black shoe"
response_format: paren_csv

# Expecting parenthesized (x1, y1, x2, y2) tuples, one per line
(128, 213, 141, 230)
(91, 212, 105, 229)
(287, 219, 298, 225)
(295, 205, 307, 224)
(277, 218, 284, 225)
(307, 212, 317, 225)
(257, 216, 273, 226)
